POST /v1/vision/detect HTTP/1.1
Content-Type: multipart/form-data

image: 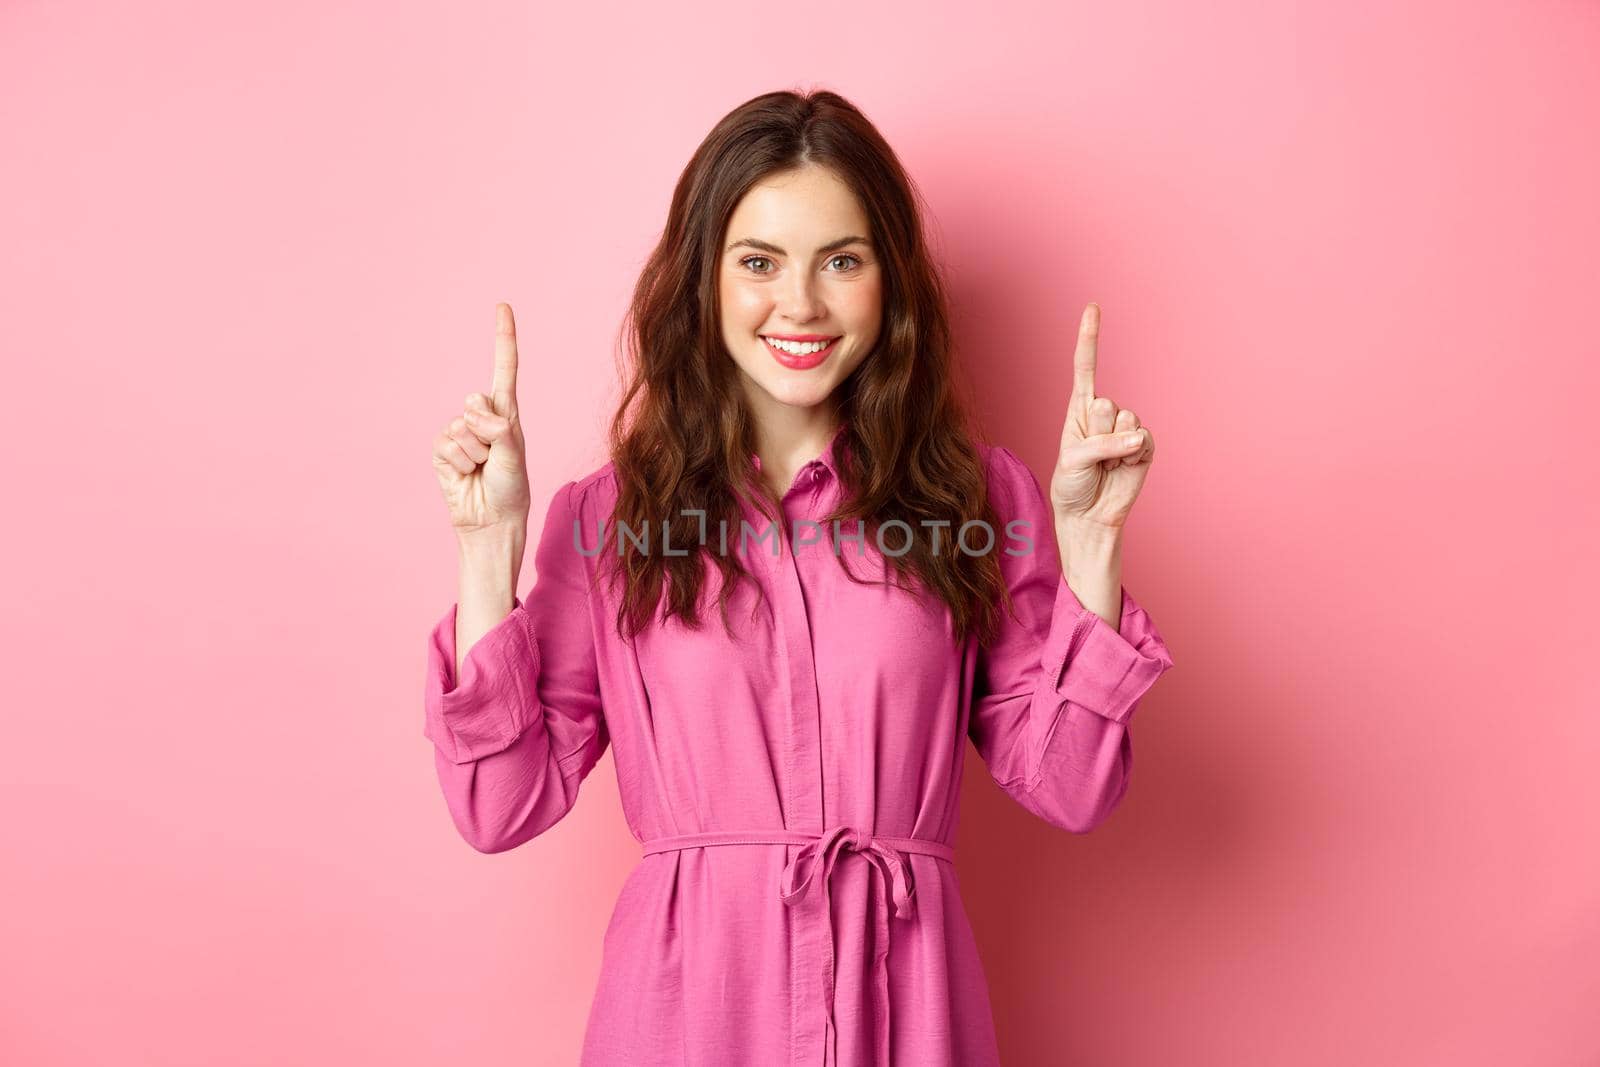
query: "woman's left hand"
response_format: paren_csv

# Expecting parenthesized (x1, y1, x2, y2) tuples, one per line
(1049, 303, 1156, 532)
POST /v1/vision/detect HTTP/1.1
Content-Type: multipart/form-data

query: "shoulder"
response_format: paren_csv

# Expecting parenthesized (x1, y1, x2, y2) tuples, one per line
(543, 461, 618, 526)
(569, 461, 618, 510)
(975, 441, 1041, 516)
(976, 440, 1024, 479)
(534, 463, 617, 547)
(535, 464, 618, 585)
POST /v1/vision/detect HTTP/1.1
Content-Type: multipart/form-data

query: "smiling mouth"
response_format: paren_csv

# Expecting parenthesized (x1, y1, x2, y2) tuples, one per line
(761, 335, 840, 369)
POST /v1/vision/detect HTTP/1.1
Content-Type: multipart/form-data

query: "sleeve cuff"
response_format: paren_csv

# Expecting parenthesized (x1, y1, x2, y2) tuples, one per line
(422, 595, 543, 764)
(1040, 576, 1175, 725)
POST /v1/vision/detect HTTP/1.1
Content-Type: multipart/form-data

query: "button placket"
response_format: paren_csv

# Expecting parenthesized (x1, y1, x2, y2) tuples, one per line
(769, 471, 828, 1066)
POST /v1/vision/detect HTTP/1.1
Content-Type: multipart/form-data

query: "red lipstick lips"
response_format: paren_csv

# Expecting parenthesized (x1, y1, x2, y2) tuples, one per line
(762, 335, 840, 370)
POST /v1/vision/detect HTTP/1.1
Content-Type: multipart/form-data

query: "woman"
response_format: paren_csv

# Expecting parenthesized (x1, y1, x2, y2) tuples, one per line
(425, 89, 1174, 1066)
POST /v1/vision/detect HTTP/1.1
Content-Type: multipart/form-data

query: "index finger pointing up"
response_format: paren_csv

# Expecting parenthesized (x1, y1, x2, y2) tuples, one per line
(1071, 303, 1099, 409)
(492, 302, 519, 416)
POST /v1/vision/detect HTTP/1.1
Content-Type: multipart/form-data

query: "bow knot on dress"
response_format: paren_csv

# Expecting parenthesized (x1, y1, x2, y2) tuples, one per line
(778, 824, 918, 920)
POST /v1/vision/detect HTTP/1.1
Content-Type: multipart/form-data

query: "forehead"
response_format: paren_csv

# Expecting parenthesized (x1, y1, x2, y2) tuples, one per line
(724, 166, 870, 244)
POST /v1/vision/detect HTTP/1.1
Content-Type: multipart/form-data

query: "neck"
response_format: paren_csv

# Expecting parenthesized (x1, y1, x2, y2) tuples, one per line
(747, 403, 843, 490)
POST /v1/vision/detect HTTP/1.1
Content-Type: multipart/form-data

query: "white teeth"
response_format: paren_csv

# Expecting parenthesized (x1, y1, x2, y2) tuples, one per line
(764, 337, 834, 355)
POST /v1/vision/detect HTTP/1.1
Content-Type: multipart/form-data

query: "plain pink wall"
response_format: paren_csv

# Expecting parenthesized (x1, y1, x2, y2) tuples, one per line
(3, 1, 1596, 1064)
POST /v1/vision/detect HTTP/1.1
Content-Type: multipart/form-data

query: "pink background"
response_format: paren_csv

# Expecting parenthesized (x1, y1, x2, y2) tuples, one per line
(4, 1, 1597, 1064)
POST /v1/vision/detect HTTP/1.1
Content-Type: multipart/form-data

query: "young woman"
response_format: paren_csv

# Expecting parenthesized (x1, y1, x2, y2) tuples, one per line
(425, 90, 1174, 1066)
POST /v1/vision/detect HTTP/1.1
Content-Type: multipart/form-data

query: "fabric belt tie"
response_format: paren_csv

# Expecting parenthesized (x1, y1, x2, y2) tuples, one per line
(641, 827, 957, 1067)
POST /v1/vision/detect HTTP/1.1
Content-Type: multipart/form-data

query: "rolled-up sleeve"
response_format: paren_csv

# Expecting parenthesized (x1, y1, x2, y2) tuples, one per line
(968, 446, 1175, 833)
(422, 479, 610, 853)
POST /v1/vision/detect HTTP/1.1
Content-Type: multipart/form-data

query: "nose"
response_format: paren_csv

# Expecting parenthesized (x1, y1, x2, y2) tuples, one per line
(778, 270, 825, 323)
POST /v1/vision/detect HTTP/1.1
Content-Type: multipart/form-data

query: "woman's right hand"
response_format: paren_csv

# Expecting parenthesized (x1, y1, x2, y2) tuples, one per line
(431, 302, 531, 539)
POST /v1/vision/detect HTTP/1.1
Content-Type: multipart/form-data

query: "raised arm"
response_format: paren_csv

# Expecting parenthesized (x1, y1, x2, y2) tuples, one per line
(969, 303, 1174, 832)
(423, 303, 609, 853)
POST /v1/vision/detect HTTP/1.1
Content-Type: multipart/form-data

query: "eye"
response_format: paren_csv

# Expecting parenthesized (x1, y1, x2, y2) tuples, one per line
(737, 253, 864, 276)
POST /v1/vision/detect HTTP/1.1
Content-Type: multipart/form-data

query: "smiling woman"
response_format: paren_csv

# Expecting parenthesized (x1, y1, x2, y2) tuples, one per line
(424, 87, 1174, 1067)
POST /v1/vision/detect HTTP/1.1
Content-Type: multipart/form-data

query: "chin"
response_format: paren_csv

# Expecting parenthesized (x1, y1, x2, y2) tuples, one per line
(762, 383, 838, 409)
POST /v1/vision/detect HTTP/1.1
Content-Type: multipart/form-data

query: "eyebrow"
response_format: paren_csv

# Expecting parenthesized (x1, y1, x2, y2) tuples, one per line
(724, 234, 872, 256)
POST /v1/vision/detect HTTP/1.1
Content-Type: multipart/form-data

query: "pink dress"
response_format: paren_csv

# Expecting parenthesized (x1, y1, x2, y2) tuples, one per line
(422, 428, 1175, 1066)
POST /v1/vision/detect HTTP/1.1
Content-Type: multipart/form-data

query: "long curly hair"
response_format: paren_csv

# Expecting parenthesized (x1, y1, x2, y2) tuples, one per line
(602, 88, 1010, 648)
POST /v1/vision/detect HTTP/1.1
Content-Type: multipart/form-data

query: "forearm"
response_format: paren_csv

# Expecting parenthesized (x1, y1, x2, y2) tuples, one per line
(1056, 519, 1124, 632)
(454, 527, 526, 679)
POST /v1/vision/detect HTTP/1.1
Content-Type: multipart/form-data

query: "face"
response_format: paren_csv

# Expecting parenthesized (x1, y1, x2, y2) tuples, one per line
(716, 165, 883, 421)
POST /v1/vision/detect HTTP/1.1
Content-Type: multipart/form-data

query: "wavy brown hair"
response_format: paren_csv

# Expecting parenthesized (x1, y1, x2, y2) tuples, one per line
(602, 88, 1012, 648)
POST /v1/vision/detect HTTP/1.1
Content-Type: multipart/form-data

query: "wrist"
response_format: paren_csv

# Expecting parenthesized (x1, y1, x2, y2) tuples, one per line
(1055, 515, 1123, 552)
(457, 529, 525, 591)
(1057, 518, 1121, 585)
(456, 522, 526, 554)
(1055, 523, 1124, 630)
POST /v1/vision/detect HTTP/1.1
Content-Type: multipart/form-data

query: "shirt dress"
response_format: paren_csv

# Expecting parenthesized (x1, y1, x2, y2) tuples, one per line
(422, 427, 1176, 1066)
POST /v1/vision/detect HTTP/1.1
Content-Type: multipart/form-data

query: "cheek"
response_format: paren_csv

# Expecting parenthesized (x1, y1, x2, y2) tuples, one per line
(721, 281, 769, 321)
(843, 280, 883, 327)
